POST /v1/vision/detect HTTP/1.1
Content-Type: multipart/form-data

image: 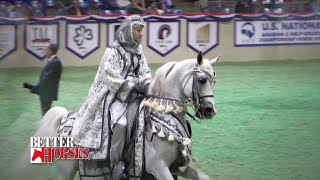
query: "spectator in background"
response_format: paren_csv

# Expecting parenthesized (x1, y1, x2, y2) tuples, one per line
(127, 0, 145, 14)
(145, 0, 156, 8)
(248, 0, 256, 13)
(199, 0, 208, 12)
(157, 2, 167, 14)
(107, 0, 131, 9)
(147, 2, 159, 14)
(288, 0, 301, 13)
(23, 43, 62, 116)
(0, 1, 10, 17)
(235, 0, 246, 13)
(66, 0, 83, 15)
(86, 0, 102, 15)
(10, 1, 32, 17)
(304, 0, 318, 12)
(133, 0, 145, 8)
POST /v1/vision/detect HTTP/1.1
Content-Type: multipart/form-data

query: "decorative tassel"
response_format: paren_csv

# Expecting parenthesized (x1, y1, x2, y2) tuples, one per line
(182, 138, 192, 145)
(157, 127, 165, 138)
(168, 132, 174, 142)
(155, 98, 165, 112)
(150, 98, 159, 108)
(142, 98, 152, 107)
(155, 105, 165, 112)
(181, 149, 187, 157)
(173, 101, 180, 113)
(185, 99, 192, 106)
(165, 100, 174, 113)
(165, 105, 174, 113)
(152, 123, 157, 133)
(176, 106, 184, 113)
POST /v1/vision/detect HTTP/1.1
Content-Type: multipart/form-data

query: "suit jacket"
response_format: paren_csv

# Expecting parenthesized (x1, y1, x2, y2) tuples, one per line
(32, 56, 62, 102)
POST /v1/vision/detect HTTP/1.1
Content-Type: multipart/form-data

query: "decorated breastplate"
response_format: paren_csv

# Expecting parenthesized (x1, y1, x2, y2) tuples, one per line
(143, 96, 192, 165)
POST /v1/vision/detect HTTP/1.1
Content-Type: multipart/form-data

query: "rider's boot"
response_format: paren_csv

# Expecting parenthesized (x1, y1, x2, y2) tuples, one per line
(111, 124, 127, 180)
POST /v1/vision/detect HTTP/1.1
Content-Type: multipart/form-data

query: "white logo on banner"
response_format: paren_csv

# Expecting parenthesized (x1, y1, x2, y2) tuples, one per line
(187, 21, 218, 54)
(235, 20, 320, 46)
(148, 21, 180, 57)
(0, 24, 16, 61)
(67, 23, 100, 59)
(25, 23, 58, 60)
(107, 23, 121, 47)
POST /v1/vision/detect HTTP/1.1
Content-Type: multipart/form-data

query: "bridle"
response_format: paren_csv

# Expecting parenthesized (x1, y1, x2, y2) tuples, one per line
(182, 65, 215, 113)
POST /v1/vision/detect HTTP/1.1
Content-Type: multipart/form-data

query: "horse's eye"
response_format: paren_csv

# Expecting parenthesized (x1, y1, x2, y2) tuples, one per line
(213, 72, 216, 77)
(198, 78, 207, 84)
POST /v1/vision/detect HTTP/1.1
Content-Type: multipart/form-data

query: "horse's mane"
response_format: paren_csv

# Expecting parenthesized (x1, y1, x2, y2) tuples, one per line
(149, 58, 213, 97)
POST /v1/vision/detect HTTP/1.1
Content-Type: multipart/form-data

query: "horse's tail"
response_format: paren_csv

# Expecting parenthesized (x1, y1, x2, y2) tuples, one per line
(14, 106, 68, 180)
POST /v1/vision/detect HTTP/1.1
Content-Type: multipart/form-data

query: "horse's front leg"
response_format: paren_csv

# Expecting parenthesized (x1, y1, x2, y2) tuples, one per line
(177, 165, 210, 180)
(145, 136, 178, 180)
(146, 160, 175, 180)
(56, 159, 79, 180)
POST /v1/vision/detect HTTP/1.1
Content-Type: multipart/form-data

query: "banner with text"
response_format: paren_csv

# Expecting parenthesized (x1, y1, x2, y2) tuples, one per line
(107, 22, 121, 47)
(235, 19, 320, 46)
(0, 24, 17, 61)
(187, 21, 219, 54)
(147, 20, 180, 57)
(66, 22, 100, 59)
(25, 23, 59, 60)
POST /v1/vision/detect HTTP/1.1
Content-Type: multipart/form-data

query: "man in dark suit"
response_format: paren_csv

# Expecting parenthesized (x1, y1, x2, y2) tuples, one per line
(23, 43, 62, 116)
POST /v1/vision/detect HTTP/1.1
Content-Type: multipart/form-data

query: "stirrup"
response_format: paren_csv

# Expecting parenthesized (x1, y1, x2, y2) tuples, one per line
(111, 161, 128, 180)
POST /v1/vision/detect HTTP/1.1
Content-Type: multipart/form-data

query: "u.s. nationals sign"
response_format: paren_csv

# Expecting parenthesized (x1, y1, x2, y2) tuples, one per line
(0, 24, 17, 61)
(147, 20, 180, 57)
(235, 19, 320, 46)
(66, 22, 100, 59)
(25, 23, 59, 60)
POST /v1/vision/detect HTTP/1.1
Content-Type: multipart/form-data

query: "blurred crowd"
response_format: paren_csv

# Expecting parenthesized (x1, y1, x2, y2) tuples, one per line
(200, 0, 319, 14)
(0, 0, 319, 17)
(0, 0, 181, 17)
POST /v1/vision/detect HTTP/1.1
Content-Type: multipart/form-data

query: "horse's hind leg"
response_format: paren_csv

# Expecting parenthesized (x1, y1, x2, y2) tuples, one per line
(56, 160, 79, 180)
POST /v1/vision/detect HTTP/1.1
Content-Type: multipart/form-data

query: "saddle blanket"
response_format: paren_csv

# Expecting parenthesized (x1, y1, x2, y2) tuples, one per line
(57, 110, 77, 137)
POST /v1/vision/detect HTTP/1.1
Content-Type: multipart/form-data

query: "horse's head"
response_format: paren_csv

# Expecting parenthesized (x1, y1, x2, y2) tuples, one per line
(148, 51, 220, 120)
(181, 51, 220, 119)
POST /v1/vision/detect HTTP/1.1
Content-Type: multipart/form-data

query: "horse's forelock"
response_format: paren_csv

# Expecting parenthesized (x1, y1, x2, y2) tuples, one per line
(200, 59, 215, 76)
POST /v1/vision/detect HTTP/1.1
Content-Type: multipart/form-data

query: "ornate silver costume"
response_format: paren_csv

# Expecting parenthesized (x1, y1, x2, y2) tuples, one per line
(71, 15, 151, 160)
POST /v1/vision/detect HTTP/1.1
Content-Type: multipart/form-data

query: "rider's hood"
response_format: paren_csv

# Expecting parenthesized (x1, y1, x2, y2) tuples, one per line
(114, 15, 145, 54)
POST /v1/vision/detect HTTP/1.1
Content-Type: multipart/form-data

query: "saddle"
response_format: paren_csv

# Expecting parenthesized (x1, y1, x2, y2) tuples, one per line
(57, 97, 159, 180)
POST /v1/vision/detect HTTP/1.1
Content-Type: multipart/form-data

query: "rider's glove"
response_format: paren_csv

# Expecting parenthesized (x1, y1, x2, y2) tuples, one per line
(134, 82, 150, 95)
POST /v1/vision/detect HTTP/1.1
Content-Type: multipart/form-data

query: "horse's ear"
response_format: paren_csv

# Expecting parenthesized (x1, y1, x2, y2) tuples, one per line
(210, 54, 221, 65)
(197, 51, 203, 65)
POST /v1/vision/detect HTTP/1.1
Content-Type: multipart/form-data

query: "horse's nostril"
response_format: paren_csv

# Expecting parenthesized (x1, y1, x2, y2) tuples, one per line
(205, 107, 213, 113)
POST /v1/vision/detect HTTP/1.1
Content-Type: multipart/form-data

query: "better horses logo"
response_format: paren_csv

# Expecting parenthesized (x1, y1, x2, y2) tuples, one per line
(30, 137, 89, 163)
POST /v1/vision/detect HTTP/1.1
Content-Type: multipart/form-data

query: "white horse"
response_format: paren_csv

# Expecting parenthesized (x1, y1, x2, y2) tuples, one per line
(18, 51, 220, 180)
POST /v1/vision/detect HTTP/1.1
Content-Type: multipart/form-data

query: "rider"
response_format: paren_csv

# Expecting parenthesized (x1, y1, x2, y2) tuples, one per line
(71, 14, 152, 172)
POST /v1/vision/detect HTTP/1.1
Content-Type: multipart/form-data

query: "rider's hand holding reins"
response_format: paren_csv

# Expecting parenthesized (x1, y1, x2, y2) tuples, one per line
(134, 82, 150, 96)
